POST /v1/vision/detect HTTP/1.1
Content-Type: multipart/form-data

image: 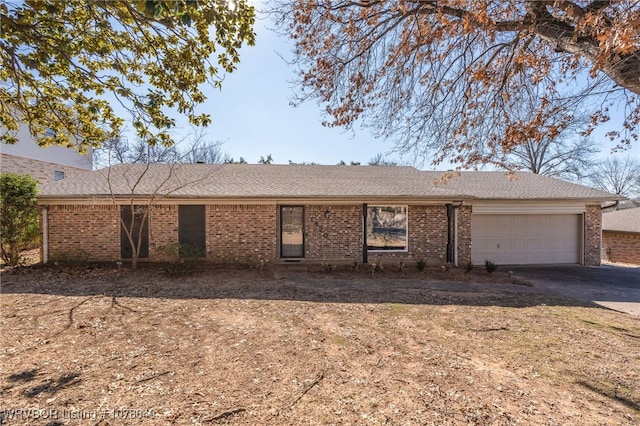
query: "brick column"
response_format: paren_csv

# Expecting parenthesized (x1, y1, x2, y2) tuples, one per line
(456, 205, 472, 267)
(584, 205, 602, 266)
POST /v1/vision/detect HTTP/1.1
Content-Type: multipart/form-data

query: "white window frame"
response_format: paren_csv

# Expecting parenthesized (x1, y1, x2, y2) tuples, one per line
(366, 205, 408, 252)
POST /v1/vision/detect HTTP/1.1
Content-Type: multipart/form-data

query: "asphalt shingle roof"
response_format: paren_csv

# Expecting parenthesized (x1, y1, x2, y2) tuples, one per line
(602, 208, 640, 233)
(426, 171, 618, 200)
(37, 164, 619, 202)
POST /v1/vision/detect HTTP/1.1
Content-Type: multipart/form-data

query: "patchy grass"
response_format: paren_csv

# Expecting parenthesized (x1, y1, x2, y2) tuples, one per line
(1, 264, 638, 425)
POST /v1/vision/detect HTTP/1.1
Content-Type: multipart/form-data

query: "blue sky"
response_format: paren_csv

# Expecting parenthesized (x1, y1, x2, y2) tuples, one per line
(182, 13, 396, 166)
(168, 10, 638, 168)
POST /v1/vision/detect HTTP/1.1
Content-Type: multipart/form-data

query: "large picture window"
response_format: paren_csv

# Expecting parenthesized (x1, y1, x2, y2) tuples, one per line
(366, 206, 408, 251)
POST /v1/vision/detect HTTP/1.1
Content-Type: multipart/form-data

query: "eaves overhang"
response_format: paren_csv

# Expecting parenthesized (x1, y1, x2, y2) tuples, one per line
(37, 194, 473, 206)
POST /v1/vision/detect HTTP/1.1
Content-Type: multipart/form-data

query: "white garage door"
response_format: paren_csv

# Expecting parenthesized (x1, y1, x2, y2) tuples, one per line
(471, 214, 581, 265)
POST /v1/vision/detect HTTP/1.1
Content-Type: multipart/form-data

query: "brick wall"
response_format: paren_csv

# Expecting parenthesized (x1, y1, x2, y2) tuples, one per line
(602, 231, 640, 265)
(148, 205, 178, 261)
(407, 204, 448, 262)
(207, 204, 277, 264)
(44, 202, 455, 265)
(42, 202, 608, 267)
(1, 153, 90, 185)
(584, 205, 602, 266)
(47, 204, 120, 261)
(305, 205, 362, 261)
(456, 205, 472, 266)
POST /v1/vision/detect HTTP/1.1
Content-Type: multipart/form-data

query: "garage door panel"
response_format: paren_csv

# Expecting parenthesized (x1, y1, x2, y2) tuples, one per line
(511, 228, 527, 239)
(525, 240, 539, 250)
(550, 240, 564, 250)
(498, 228, 513, 239)
(472, 214, 580, 265)
(512, 216, 527, 226)
(511, 240, 525, 250)
(500, 217, 512, 226)
(540, 216, 553, 226)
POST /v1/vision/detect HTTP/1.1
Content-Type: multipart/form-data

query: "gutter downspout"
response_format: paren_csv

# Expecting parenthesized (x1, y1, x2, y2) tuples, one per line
(454, 206, 459, 267)
(446, 204, 453, 263)
(362, 203, 368, 264)
(42, 206, 49, 264)
(601, 200, 619, 211)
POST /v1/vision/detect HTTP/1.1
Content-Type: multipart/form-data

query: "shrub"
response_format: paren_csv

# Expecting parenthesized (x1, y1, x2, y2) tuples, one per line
(485, 260, 498, 274)
(50, 248, 90, 265)
(464, 259, 474, 272)
(157, 243, 204, 276)
(322, 262, 337, 273)
(1, 173, 40, 266)
(416, 259, 427, 271)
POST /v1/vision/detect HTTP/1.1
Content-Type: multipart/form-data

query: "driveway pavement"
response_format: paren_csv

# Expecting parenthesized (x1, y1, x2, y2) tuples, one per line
(508, 264, 640, 316)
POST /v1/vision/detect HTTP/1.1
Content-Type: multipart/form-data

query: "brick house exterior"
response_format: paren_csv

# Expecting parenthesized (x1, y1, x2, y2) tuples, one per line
(1, 121, 92, 184)
(602, 208, 640, 265)
(1, 153, 91, 184)
(37, 164, 618, 267)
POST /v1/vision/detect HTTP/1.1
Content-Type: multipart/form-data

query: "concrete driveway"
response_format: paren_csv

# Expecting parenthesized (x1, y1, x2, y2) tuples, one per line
(508, 264, 640, 316)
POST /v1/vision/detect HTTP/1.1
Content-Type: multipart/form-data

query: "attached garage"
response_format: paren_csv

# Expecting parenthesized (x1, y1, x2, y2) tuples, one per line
(471, 212, 582, 265)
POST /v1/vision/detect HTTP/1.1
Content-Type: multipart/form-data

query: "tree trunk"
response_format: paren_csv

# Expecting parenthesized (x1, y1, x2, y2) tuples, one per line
(526, 1, 640, 95)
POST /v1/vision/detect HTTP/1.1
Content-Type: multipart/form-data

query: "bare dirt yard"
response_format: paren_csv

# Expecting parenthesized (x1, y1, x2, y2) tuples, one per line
(1, 262, 639, 425)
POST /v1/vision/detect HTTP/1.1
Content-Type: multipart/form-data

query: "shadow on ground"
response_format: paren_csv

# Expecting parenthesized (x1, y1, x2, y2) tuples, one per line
(0, 263, 599, 309)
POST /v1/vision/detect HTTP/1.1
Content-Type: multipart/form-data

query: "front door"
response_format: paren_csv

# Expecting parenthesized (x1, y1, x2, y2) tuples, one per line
(280, 206, 304, 258)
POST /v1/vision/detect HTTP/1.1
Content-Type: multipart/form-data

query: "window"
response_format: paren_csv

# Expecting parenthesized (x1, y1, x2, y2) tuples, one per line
(366, 206, 408, 251)
(280, 206, 304, 258)
(53, 170, 65, 181)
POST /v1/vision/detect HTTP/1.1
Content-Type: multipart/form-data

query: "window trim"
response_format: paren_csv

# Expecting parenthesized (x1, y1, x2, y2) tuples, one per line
(366, 205, 409, 252)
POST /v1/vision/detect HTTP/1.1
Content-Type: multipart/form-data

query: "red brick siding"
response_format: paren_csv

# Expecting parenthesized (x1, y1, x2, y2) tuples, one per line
(1, 153, 89, 185)
(207, 204, 277, 264)
(408, 204, 448, 262)
(148, 205, 178, 261)
(585, 205, 602, 266)
(456, 205, 472, 266)
(602, 231, 640, 265)
(47, 204, 120, 261)
(304, 205, 362, 261)
(44, 202, 457, 265)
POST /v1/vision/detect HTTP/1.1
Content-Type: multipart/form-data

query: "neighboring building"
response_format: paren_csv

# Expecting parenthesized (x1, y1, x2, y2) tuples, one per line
(37, 164, 619, 266)
(602, 207, 640, 265)
(1, 122, 92, 184)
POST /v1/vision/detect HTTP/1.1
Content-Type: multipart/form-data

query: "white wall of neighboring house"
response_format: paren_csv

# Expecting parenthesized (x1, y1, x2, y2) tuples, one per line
(1, 121, 92, 184)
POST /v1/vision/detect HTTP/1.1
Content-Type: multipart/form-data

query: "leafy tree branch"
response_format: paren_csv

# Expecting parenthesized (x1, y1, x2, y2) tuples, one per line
(1, 0, 255, 151)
